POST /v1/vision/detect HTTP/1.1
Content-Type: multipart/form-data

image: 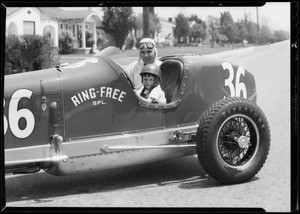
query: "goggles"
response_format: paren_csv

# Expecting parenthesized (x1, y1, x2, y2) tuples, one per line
(139, 42, 155, 50)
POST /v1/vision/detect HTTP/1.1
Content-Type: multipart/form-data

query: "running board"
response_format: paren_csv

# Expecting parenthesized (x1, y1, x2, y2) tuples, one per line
(101, 144, 196, 152)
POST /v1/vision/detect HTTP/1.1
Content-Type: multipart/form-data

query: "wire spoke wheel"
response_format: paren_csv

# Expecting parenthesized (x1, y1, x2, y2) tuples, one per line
(196, 97, 270, 184)
(217, 114, 259, 167)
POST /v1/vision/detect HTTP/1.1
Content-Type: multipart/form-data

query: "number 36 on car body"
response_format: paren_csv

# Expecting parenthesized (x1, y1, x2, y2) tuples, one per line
(3, 89, 35, 139)
(222, 62, 247, 99)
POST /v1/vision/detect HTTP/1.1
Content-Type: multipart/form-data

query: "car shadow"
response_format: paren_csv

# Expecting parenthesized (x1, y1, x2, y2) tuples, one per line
(4, 155, 244, 203)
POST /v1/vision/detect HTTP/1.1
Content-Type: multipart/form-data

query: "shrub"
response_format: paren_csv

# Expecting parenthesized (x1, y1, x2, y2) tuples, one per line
(5, 35, 22, 74)
(125, 34, 135, 50)
(40, 36, 60, 69)
(135, 37, 142, 49)
(5, 34, 60, 75)
(86, 29, 94, 48)
(59, 30, 74, 54)
(96, 29, 108, 50)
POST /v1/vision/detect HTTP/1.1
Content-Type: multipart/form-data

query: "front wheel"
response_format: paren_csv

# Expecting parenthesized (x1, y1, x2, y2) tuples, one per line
(196, 97, 271, 184)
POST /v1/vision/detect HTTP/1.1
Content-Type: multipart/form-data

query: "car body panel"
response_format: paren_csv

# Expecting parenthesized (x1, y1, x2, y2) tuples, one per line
(4, 46, 257, 176)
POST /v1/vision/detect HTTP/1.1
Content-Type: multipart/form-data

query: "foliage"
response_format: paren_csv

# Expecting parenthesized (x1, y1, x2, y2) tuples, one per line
(96, 29, 109, 50)
(207, 16, 227, 47)
(5, 35, 59, 75)
(175, 13, 190, 41)
(234, 20, 248, 43)
(85, 29, 95, 48)
(5, 35, 22, 74)
(125, 33, 135, 50)
(40, 36, 60, 69)
(244, 17, 258, 44)
(190, 23, 207, 42)
(273, 30, 290, 42)
(258, 25, 272, 44)
(102, 7, 135, 49)
(135, 13, 161, 38)
(59, 30, 74, 54)
(189, 14, 207, 29)
(220, 11, 237, 44)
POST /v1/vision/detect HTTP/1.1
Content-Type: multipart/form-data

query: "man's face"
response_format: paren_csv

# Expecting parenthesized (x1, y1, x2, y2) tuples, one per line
(140, 48, 155, 64)
(142, 74, 155, 89)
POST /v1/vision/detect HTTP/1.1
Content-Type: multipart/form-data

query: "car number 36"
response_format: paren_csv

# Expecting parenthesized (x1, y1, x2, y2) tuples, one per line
(222, 62, 247, 99)
(3, 89, 35, 139)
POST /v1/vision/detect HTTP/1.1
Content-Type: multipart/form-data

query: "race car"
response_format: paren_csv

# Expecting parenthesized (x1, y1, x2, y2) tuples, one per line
(4, 46, 270, 184)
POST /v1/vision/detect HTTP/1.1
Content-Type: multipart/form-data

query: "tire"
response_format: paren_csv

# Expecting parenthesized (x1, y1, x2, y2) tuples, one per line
(196, 97, 271, 184)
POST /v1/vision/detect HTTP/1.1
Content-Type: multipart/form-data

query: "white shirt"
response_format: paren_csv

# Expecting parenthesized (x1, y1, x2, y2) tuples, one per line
(135, 85, 166, 104)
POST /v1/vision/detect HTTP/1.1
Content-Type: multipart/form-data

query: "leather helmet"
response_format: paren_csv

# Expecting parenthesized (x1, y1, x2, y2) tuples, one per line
(140, 64, 162, 83)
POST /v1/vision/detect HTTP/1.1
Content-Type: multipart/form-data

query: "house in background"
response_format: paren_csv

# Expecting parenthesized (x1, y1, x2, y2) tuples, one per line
(156, 17, 176, 46)
(129, 16, 176, 48)
(6, 7, 102, 53)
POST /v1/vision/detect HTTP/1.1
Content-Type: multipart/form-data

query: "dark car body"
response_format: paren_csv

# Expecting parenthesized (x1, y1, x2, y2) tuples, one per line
(4, 47, 264, 183)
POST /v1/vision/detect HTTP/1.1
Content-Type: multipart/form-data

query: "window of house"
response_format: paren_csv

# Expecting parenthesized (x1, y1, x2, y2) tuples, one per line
(23, 21, 35, 35)
(73, 25, 75, 36)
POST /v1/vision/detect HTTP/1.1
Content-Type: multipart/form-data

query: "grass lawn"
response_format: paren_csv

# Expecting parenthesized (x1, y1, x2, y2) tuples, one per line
(59, 44, 248, 65)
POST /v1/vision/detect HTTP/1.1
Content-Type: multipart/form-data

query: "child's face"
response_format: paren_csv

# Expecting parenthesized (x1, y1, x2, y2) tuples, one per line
(142, 74, 155, 89)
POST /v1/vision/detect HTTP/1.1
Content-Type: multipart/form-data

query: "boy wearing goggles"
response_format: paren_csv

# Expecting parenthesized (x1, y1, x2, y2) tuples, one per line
(125, 38, 162, 89)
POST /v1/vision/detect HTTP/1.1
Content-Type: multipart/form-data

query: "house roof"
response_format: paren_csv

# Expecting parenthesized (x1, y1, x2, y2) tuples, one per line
(188, 20, 196, 27)
(159, 17, 176, 27)
(6, 7, 42, 17)
(6, 7, 21, 16)
(6, 7, 101, 21)
(39, 7, 100, 20)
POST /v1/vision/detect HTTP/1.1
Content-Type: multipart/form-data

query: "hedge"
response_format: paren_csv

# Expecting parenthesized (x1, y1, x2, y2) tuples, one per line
(5, 34, 60, 75)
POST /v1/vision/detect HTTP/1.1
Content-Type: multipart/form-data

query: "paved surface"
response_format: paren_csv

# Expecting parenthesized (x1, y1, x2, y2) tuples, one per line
(4, 40, 291, 212)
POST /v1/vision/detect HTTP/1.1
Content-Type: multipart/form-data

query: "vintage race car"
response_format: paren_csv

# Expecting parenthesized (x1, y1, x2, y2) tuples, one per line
(4, 46, 270, 184)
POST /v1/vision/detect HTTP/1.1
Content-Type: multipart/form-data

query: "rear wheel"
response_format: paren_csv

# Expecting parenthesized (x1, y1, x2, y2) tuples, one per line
(196, 97, 270, 184)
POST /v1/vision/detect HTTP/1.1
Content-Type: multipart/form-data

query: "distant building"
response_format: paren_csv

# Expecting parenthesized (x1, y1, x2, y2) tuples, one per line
(157, 17, 176, 46)
(6, 7, 102, 52)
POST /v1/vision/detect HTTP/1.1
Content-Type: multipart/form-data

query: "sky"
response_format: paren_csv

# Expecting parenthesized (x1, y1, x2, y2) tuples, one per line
(62, 2, 291, 32)
(131, 3, 290, 32)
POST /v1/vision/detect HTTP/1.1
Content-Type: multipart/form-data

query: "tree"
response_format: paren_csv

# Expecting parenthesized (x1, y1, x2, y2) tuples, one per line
(257, 25, 273, 45)
(102, 7, 135, 49)
(143, 7, 150, 38)
(245, 20, 258, 44)
(220, 11, 236, 44)
(5, 35, 59, 74)
(175, 13, 190, 43)
(189, 14, 207, 42)
(135, 11, 161, 38)
(191, 23, 207, 42)
(207, 16, 227, 47)
(59, 30, 74, 54)
(189, 14, 207, 28)
(273, 30, 290, 42)
(234, 20, 248, 43)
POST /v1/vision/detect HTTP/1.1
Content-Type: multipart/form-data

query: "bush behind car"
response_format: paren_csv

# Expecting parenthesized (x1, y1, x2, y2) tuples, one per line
(5, 34, 60, 75)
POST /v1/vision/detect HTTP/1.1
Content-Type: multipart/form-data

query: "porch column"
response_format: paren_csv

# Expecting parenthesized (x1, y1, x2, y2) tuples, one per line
(82, 20, 86, 48)
(93, 21, 97, 50)
(54, 28, 58, 47)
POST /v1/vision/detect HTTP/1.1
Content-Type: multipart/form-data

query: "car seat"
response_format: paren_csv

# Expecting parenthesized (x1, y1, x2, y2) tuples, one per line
(160, 59, 184, 103)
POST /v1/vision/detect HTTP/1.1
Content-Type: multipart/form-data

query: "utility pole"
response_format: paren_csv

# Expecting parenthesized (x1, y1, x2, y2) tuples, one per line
(143, 7, 150, 38)
(256, 7, 259, 35)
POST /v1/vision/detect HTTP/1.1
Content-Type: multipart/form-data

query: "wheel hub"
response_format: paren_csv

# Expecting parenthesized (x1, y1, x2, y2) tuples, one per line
(235, 136, 250, 149)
